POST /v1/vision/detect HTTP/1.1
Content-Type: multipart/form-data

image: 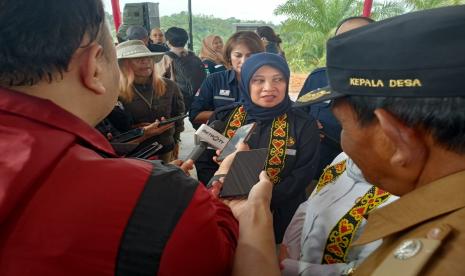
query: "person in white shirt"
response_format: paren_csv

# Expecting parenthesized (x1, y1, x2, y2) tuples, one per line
(280, 152, 398, 275)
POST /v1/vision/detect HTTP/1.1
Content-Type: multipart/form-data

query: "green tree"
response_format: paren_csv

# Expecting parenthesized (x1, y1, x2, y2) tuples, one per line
(107, 11, 270, 54)
(275, 0, 405, 72)
(404, 0, 465, 10)
(105, 12, 116, 39)
(160, 12, 269, 54)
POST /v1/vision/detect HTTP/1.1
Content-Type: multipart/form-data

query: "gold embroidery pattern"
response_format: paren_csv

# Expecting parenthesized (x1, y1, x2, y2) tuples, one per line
(315, 160, 347, 193)
(265, 114, 289, 184)
(287, 137, 296, 146)
(322, 186, 391, 264)
(296, 89, 331, 103)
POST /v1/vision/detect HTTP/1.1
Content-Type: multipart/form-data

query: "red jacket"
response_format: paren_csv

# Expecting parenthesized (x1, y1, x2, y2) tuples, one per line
(0, 87, 238, 275)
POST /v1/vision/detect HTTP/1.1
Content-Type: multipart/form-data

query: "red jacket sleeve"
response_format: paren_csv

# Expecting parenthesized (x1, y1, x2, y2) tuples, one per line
(158, 184, 238, 276)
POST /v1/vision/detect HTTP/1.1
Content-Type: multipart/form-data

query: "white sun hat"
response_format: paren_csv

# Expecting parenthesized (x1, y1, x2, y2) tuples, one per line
(116, 40, 164, 63)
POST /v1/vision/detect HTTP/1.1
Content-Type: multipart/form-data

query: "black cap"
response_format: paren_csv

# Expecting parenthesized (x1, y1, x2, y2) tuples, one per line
(295, 5, 465, 107)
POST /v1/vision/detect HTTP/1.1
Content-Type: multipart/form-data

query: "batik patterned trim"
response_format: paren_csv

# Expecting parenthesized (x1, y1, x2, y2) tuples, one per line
(322, 186, 391, 264)
(265, 113, 289, 184)
(315, 160, 347, 194)
(223, 106, 289, 184)
(224, 105, 247, 138)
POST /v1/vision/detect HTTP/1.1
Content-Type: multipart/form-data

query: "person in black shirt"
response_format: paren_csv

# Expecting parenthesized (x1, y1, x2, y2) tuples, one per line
(149, 27, 169, 52)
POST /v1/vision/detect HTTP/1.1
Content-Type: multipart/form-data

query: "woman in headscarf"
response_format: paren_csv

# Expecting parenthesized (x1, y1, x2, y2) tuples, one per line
(209, 52, 320, 243)
(199, 35, 226, 74)
(116, 40, 185, 162)
(190, 31, 265, 183)
(190, 31, 265, 126)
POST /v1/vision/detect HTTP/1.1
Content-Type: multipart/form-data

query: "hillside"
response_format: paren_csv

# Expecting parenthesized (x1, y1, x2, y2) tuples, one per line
(160, 12, 270, 54)
(106, 12, 271, 54)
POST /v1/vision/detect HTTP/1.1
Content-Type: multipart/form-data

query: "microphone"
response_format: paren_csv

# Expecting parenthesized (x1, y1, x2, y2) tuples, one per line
(195, 121, 228, 150)
(186, 120, 227, 161)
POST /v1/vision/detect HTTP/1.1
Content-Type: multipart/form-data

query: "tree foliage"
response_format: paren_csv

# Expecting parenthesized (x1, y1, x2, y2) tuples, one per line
(105, 0, 465, 73)
(105, 12, 116, 38)
(404, 0, 465, 10)
(275, 0, 405, 72)
(160, 12, 266, 54)
(106, 12, 269, 54)
(275, 0, 465, 72)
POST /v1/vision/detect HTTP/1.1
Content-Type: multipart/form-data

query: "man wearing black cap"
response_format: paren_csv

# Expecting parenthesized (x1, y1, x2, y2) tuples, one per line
(295, 5, 465, 275)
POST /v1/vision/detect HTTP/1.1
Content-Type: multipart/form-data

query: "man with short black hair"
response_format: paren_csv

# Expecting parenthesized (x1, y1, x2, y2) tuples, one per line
(156, 27, 190, 81)
(296, 5, 465, 275)
(156, 26, 206, 112)
(164, 26, 189, 48)
(0, 1, 276, 275)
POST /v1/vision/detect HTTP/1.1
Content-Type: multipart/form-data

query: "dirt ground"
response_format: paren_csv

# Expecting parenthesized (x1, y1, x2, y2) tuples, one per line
(289, 73, 308, 97)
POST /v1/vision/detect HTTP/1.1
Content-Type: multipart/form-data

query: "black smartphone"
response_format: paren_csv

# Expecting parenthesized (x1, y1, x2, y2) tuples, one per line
(127, 142, 163, 159)
(111, 142, 139, 156)
(219, 148, 268, 198)
(217, 122, 256, 161)
(158, 114, 188, 126)
(111, 128, 144, 143)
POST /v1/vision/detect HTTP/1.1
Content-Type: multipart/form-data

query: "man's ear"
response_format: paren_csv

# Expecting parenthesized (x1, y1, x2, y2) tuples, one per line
(80, 43, 106, 95)
(374, 108, 426, 167)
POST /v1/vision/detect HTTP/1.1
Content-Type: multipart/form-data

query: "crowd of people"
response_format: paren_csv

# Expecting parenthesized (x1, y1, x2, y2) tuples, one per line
(1, 0, 465, 275)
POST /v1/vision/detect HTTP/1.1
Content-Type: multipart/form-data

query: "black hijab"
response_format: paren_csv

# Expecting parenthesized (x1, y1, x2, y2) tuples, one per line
(240, 52, 292, 121)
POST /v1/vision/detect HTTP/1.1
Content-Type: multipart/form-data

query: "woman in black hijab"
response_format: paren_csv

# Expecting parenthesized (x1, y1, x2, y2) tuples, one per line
(208, 52, 320, 243)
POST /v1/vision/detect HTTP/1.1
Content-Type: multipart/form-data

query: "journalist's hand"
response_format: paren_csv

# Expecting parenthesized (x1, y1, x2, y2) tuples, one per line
(222, 171, 272, 219)
(213, 142, 250, 175)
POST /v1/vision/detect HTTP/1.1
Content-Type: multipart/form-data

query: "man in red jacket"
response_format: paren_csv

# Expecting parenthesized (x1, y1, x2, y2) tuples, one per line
(0, 0, 278, 275)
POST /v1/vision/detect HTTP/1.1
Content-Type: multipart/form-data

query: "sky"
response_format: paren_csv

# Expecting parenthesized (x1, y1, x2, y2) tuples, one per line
(103, 0, 288, 24)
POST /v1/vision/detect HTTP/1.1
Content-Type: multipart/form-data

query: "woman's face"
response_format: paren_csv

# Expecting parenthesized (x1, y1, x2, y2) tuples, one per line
(128, 57, 154, 78)
(150, 29, 164, 44)
(230, 44, 253, 75)
(249, 65, 287, 108)
(212, 37, 223, 52)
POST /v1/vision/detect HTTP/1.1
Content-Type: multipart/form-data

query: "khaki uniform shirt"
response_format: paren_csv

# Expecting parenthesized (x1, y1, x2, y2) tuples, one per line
(353, 170, 465, 276)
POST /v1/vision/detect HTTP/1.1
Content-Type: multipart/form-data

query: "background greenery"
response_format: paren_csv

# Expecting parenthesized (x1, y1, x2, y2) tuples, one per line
(106, 11, 268, 53)
(275, 0, 465, 72)
(107, 0, 465, 73)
